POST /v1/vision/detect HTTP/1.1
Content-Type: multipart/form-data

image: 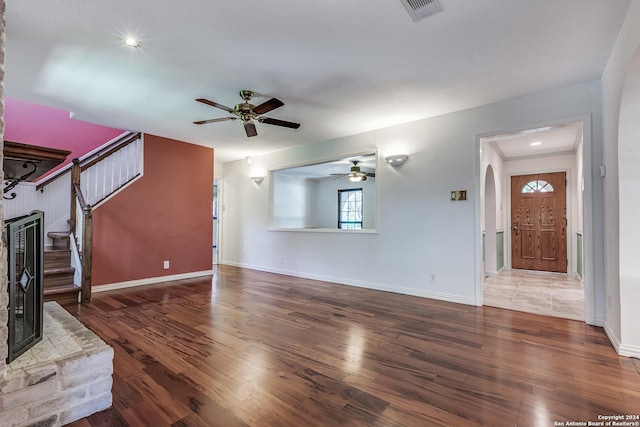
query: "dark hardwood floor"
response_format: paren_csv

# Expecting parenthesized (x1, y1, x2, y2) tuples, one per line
(65, 265, 640, 426)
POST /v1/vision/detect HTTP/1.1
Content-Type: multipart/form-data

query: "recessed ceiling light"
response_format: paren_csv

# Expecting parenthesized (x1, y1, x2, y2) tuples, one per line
(124, 38, 141, 48)
(530, 141, 542, 146)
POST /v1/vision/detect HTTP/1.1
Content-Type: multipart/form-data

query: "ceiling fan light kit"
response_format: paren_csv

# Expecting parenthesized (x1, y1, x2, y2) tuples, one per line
(194, 90, 300, 137)
(331, 160, 376, 182)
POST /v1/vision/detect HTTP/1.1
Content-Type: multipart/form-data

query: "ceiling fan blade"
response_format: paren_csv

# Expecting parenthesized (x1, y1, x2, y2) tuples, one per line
(260, 117, 301, 129)
(244, 122, 258, 137)
(366, 172, 376, 177)
(193, 117, 237, 125)
(252, 98, 284, 115)
(196, 98, 234, 113)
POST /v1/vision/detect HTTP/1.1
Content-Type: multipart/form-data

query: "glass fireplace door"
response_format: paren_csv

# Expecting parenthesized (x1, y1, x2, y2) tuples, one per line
(6, 211, 44, 363)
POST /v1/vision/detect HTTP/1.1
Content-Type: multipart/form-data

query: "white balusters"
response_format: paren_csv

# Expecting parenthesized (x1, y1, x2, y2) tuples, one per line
(79, 136, 142, 207)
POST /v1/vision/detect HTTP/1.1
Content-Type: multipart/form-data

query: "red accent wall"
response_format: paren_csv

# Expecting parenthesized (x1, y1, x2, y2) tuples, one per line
(92, 134, 213, 285)
(3, 97, 124, 176)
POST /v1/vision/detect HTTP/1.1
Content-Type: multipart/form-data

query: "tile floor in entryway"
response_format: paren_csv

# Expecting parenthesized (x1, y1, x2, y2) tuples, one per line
(483, 269, 584, 321)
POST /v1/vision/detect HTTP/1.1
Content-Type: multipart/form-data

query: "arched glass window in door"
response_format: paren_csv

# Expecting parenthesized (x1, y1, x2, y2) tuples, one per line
(521, 179, 554, 193)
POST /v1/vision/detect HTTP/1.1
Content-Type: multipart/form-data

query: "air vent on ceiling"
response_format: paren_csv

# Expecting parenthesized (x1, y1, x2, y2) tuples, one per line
(401, 0, 443, 22)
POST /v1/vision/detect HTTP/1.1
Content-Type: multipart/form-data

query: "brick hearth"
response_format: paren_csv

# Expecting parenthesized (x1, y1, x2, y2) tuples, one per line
(0, 303, 113, 427)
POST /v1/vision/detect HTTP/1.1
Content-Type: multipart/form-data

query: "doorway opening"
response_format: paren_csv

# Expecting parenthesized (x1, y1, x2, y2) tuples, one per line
(480, 120, 586, 321)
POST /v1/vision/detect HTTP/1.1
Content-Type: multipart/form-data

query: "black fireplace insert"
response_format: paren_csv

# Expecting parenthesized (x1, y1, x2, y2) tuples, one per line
(6, 211, 44, 363)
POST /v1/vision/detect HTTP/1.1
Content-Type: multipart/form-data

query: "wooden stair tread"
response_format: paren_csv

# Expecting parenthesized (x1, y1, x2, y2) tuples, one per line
(45, 246, 71, 252)
(47, 231, 71, 250)
(44, 266, 75, 275)
(47, 231, 71, 239)
(44, 284, 80, 295)
(44, 284, 80, 304)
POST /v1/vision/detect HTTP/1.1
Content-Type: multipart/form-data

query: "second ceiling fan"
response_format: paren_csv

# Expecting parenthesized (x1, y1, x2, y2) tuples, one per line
(194, 90, 300, 137)
(331, 160, 375, 182)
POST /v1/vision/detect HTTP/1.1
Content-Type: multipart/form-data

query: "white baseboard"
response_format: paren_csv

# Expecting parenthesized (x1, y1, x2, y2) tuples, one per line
(604, 322, 640, 358)
(93, 270, 214, 293)
(221, 261, 476, 306)
(618, 343, 640, 359)
(604, 322, 622, 353)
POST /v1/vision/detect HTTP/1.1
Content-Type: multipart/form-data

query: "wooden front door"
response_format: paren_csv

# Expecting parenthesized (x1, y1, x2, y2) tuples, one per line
(511, 172, 567, 273)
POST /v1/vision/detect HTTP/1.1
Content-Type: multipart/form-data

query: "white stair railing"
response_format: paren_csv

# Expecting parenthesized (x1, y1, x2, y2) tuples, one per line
(68, 132, 143, 302)
(79, 134, 143, 207)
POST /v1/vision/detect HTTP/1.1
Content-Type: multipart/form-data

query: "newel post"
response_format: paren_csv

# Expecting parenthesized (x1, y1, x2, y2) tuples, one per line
(70, 158, 80, 235)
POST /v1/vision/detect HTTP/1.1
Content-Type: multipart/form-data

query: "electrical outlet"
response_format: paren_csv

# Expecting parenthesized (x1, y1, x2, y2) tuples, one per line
(163, 260, 170, 269)
(429, 273, 436, 284)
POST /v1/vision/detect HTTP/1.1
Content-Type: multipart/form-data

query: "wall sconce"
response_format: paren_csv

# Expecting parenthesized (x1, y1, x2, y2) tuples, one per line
(251, 176, 264, 184)
(386, 154, 408, 167)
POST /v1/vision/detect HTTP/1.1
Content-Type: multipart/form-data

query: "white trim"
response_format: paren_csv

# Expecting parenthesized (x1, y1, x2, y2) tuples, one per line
(92, 270, 213, 292)
(618, 343, 640, 359)
(221, 261, 476, 306)
(602, 320, 640, 358)
(604, 322, 622, 353)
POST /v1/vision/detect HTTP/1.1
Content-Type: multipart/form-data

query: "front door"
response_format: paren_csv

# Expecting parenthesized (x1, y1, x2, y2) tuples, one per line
(511, 172, 567, 273)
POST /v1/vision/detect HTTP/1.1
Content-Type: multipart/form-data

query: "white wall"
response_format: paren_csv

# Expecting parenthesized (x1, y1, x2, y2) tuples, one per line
(272, 173, 316, 228)
(3, 177, 71, 245)
(601, 0, 640, 357)
(221, 80, 603, 309)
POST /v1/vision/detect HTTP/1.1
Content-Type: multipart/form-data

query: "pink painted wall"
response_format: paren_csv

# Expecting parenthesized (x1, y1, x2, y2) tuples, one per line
(3, 97, 124, 176)
(92, 134, 213, 285)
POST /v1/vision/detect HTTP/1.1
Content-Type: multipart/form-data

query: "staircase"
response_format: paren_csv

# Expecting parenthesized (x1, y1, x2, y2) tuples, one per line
(44, 231, 79, 304)
(5, 131, 143, 304)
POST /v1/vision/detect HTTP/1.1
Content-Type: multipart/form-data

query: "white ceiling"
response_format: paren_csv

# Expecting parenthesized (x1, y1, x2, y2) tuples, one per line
(4, 1, 631, 163)
(486, 122, 583, 160)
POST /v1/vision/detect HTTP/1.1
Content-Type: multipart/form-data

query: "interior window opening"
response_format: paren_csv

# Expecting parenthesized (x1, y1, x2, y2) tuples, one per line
(338, 188, 363, 229)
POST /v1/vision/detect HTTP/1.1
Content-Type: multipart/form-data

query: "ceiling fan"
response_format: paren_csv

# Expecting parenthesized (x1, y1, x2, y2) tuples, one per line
(193, 90, 300, 137)
(331, 161, 375, 182)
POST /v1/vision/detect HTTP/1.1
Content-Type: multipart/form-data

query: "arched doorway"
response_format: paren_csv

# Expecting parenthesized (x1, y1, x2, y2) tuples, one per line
(484, 165, 497, 276)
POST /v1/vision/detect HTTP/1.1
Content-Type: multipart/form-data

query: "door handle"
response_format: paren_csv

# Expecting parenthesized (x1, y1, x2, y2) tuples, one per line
(512, 220, 518, 233)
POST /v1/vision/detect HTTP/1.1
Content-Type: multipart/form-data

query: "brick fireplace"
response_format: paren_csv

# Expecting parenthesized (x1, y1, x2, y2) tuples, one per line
(1, 4, 114, 426)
